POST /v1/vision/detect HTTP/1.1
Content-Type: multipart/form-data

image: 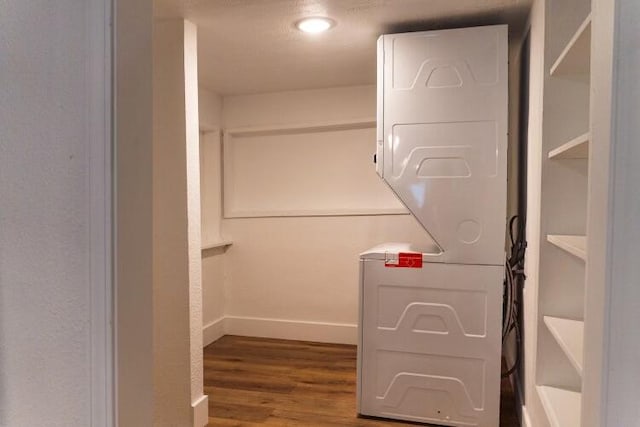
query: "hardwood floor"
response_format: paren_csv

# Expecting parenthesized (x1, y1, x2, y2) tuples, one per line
(204, 336, 519, 426)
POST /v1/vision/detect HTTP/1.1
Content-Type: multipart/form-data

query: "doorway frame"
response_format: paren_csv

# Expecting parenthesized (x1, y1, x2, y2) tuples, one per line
(89, 0, 114, 425)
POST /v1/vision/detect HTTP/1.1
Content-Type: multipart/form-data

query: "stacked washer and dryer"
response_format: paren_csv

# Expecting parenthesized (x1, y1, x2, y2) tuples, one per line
(357, 25, 508, 427)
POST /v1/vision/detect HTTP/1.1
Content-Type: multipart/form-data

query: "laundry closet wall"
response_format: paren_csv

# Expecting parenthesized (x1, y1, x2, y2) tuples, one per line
(199, 87, 227, 345)
(200, 85, 434, 345)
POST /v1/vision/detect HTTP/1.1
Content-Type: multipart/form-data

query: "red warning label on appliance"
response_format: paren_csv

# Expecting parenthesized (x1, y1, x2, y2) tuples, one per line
(384, 252, 423, 268)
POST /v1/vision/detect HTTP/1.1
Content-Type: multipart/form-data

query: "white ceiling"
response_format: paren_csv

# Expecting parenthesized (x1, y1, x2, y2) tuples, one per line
(155, 0, 531, 95)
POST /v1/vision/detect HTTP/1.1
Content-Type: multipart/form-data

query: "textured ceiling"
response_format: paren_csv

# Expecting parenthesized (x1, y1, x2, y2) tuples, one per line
(155, 0, 531, 95)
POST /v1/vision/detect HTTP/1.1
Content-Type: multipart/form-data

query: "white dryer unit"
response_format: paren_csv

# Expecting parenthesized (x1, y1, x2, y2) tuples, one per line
(358, 25, 508, 427)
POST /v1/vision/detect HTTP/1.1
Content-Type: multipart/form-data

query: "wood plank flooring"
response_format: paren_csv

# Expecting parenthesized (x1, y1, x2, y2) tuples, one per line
(204, 335, 519, 426)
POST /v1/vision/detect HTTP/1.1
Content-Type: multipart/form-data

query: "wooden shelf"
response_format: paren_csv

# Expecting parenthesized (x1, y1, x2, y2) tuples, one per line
(537, 385, 582, 427)
(544, 316, 584, 376)
(548, 133, 590, 159)
(201, 240, 233, 251)
(550, 14, 591, 77)
(547, 235, 586, 260)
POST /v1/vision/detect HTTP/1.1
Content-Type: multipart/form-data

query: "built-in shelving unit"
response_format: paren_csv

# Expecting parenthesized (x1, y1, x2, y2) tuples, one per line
(536, 2, 592, 425)
(548, 133, 590, 159)
(546, 234, 587, 260)
(544, 316, 584, 375)
(549, 14, 592, 77)
(538, 385, 582, 427)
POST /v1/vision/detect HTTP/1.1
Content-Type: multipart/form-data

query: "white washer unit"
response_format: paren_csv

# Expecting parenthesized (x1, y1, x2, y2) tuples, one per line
(358, 25, 508, 426)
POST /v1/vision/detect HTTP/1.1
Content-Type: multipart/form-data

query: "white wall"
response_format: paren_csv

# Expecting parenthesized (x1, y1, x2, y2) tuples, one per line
(596, 0, 640, 427)
(581, 2, 615, 423)
(199, 88, 224, 246)
(115, 0, 154, 425)
(521, 1, 551, 426)
(199, 85, 433, 344)
(222, 215, 433, 341)
(118, 11, 210, 426)
(199, 87, 223, 132)
(153, 19, 207, 427)
(199, 88, 228, 345)
(222, 125, 403, 217)
(503, 29, 526, 415)
(507, 39, 523, 221)
(223, 86, 377, 128)
(0, 1, 111, 426)
(201, 245, 227, 345)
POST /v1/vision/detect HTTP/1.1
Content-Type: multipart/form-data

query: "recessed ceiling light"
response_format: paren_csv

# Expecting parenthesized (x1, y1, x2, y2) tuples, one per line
(296, 17, 335, 34)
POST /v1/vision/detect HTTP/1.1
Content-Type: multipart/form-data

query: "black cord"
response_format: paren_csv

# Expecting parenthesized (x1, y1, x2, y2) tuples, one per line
(502, 320, 521, 378)
(502, 214, 526, 378)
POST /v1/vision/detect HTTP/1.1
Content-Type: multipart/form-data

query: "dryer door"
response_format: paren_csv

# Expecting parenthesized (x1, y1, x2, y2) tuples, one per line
(377, 26, 508, 265)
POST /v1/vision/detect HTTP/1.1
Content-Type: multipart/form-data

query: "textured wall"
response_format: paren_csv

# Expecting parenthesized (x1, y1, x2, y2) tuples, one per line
(153, 19, 206, 426)
(0, 1, 107, 425)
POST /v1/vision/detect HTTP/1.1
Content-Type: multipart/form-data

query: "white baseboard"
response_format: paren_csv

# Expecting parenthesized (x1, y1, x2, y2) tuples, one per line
(203, 315, 358, 346)
(191, 394, 208, 427)
(203, 317, 225, 347)
(521, 404, 532, 427)
(221, 316, 358, 345)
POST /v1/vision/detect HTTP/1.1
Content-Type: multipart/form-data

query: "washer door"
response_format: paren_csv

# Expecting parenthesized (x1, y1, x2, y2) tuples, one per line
(359, 260, 503, 427)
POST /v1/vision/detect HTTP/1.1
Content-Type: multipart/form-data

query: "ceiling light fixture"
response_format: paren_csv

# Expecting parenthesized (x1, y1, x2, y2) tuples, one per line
(296, 17, 335, 34)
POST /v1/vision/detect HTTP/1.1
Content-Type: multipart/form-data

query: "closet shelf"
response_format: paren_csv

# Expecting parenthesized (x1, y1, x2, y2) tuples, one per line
(548, 133, 590, 159)
(201, 240, 233, 251)
(544, 316, 584, 376)
(547, 235, 586, 260)
(537, 386, 582, 427)
(550, 14, 592, 77)
(224, 117, 376, 138)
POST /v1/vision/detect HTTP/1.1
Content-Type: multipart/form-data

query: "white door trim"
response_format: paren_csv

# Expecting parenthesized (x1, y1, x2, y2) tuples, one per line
(88, 0, 114, 425)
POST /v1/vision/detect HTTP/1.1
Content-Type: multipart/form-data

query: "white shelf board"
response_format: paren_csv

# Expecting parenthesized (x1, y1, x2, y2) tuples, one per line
(224, 117, 376, 137)
(548, 133, 590, 159)
(550, 14, 592, 77)
(201, 240, 233, 251)
(537, 385, 581, 427)
(223, 207, 409, 219)
(547, 235, 587, 261)
(544, 316, 584, 376)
